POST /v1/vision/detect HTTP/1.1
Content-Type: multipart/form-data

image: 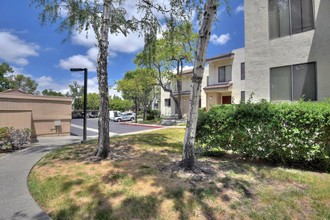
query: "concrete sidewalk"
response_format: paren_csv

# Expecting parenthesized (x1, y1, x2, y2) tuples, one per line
(0, 136, 83, 220)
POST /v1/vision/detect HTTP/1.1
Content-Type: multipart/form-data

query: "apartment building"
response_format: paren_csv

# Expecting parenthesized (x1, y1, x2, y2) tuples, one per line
(161, 68, 208, 116)
(205, 48, 245, 110)
(245, 0, 330, 102)
(160, 0, 330, 116)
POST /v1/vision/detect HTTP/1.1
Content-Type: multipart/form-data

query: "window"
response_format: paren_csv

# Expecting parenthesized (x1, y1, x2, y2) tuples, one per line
(164, 98, 171, 107)
(241, 91, 246, 103)
(241, 62, 245, 80)
(270, 62, 316, 101)
(154, 103, 159, 109)
(165, 82, 171, 89)
(218, 65, 232, 83)
(269, 0, 314, 39)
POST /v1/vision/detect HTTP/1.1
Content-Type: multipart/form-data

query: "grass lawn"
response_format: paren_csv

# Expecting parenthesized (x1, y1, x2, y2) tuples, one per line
(28, 128, 330, 220)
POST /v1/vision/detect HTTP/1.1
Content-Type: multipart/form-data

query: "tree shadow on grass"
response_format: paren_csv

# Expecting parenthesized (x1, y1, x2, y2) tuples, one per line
(36, 132, 275, 219)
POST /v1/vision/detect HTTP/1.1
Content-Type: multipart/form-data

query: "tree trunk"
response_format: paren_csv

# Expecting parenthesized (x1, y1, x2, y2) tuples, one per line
(135, 98, 139, 123)
(181, 0, 217, 170)
(176, 61, 183, 119)
(95, 0, 111, 159)
(143, 106, 147, 121)
(176, 79, 183, 119)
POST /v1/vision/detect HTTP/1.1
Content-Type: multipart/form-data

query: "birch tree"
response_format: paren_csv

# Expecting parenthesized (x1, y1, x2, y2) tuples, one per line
(135, 22, 197, 119)
(30, 0, 137, 159)
(31, 0, 186, 159)
(181, 0, 219, 170)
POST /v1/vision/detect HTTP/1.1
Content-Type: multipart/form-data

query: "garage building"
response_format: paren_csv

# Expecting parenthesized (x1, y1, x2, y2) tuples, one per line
(0, 90, 72, 139)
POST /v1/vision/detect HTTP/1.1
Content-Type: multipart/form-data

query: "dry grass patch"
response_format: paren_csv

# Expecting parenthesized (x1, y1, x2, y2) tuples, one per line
(29, 128, 330, 220)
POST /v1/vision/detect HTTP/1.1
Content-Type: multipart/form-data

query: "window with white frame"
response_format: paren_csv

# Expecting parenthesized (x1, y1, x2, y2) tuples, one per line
(270, 62, 316, 101)
(241, 91, 246, 103)
(218, 65, 232, 83)
(241, 62, 245, 80)
(269, 0, 314, 39)
(164, 98, 171, 107)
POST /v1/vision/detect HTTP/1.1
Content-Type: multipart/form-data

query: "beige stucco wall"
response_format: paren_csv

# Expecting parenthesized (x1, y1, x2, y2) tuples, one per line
(231, 48, 245, 103)
(208, 58, 233, 85)
(245, 0, 330, 102)
(0, 91, 72, 138)
(160, 67, 209, 116)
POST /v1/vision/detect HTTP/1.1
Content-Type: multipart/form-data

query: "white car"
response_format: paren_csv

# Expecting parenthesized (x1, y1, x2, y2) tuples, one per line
(113, 112, 136, 122)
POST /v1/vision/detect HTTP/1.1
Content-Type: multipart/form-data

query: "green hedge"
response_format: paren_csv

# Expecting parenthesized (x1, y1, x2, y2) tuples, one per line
(196, 100, 330, 171)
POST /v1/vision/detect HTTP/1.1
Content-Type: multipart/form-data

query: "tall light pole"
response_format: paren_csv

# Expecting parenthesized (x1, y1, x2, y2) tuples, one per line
(70, 68, 88, 142)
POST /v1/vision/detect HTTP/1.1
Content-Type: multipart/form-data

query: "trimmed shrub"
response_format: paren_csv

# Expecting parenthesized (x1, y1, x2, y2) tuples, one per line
(147, 110, 161, 120)
(196, 100, 330, 171)
(0, 127, 11, 149)
(0, 127, 31, 150)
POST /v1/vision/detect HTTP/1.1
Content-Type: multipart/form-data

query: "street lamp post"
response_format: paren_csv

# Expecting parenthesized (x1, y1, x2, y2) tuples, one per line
(70, 68, 88, 142)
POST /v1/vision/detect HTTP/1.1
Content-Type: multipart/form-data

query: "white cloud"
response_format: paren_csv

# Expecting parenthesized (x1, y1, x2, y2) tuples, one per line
(0, 31, 39, 66)
(210, 33, 231, 45)
(72, 29, 144, 54)
(108, 32, 144, 53)
(59, 54, 97, 72)
(235, 4, 244, 14)
(35, 75, 121, 97)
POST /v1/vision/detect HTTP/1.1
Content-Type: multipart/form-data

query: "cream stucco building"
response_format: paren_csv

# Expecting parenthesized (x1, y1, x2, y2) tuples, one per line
(160, 0, 330, 116)
(160, 68, 208, 117)
(245, 0, 330, 102)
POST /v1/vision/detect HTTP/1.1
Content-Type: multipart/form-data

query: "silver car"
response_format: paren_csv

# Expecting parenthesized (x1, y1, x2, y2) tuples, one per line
(113, 112, 135, 122)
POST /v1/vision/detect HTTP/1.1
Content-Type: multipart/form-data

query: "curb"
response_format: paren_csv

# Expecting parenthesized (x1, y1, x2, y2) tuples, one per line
(118, 122, 164, 128)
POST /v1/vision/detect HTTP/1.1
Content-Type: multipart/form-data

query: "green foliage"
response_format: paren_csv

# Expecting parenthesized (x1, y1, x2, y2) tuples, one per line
(196, 101, 330, 171)
(68, 81, 84, 110)
(87, 93, 100, 110)
(109, 96, 133, 112)
(42, 89, 64, 96)
(1, 73, 38, 94)
(146, 110, 161, 120)
(117, 68, 157, 119)
(0, 63, 13, 92)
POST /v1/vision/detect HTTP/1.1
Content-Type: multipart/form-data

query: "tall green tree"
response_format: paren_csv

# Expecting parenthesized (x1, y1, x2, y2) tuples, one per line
(117, 68, 156, 122)
(109, 96, 133, 112)
(135, 22, 197, 119)
(42, 89, 64, 96)
(87, 93, 100, 110)
(181, 0, 221, 170)
(68, 81, 84, 110)
(0, 63, 13, 92)
(7, 74, 38, 94)
(141, 0, 229, 170)
(30, 0, 139, 158)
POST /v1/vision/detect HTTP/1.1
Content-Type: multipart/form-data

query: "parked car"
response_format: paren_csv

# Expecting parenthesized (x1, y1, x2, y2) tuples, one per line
(72, 111, 83, 119)
(113, 112, 136, 122)
(89, 111, 98, 118)
(109, 110, 121, 121)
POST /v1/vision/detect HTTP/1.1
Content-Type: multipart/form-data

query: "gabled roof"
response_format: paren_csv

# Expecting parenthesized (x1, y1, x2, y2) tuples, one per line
(0, 89, 72, 102)
(206, 52, 234, 62)
(0, 89, 31, 96)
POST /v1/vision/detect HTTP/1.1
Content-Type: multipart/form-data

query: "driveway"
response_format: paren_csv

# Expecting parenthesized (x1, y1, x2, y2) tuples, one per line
(71, 118, 162, 137)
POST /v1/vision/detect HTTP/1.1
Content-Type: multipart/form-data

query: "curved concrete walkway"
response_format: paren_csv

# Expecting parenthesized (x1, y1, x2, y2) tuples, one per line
(0, 136, 82, 220)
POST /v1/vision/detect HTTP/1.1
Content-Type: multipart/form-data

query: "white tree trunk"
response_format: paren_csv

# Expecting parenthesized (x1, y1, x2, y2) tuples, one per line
(95, 0, 111, 158)
(181, 0, 218, 169)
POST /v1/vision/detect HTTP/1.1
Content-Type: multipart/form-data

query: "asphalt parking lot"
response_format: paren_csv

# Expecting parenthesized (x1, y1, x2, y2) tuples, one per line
(71, 118, 161, 137)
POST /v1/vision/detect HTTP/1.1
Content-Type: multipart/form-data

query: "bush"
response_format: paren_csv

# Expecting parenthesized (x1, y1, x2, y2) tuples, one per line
(0, 127, 11, 149)
(147, 110, 161, 120)
(0, 127, 31, 150)
(196, 100, 330, 171)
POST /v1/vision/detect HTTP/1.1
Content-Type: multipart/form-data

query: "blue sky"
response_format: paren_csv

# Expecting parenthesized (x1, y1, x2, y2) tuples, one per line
(0, 0, 244, 96)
